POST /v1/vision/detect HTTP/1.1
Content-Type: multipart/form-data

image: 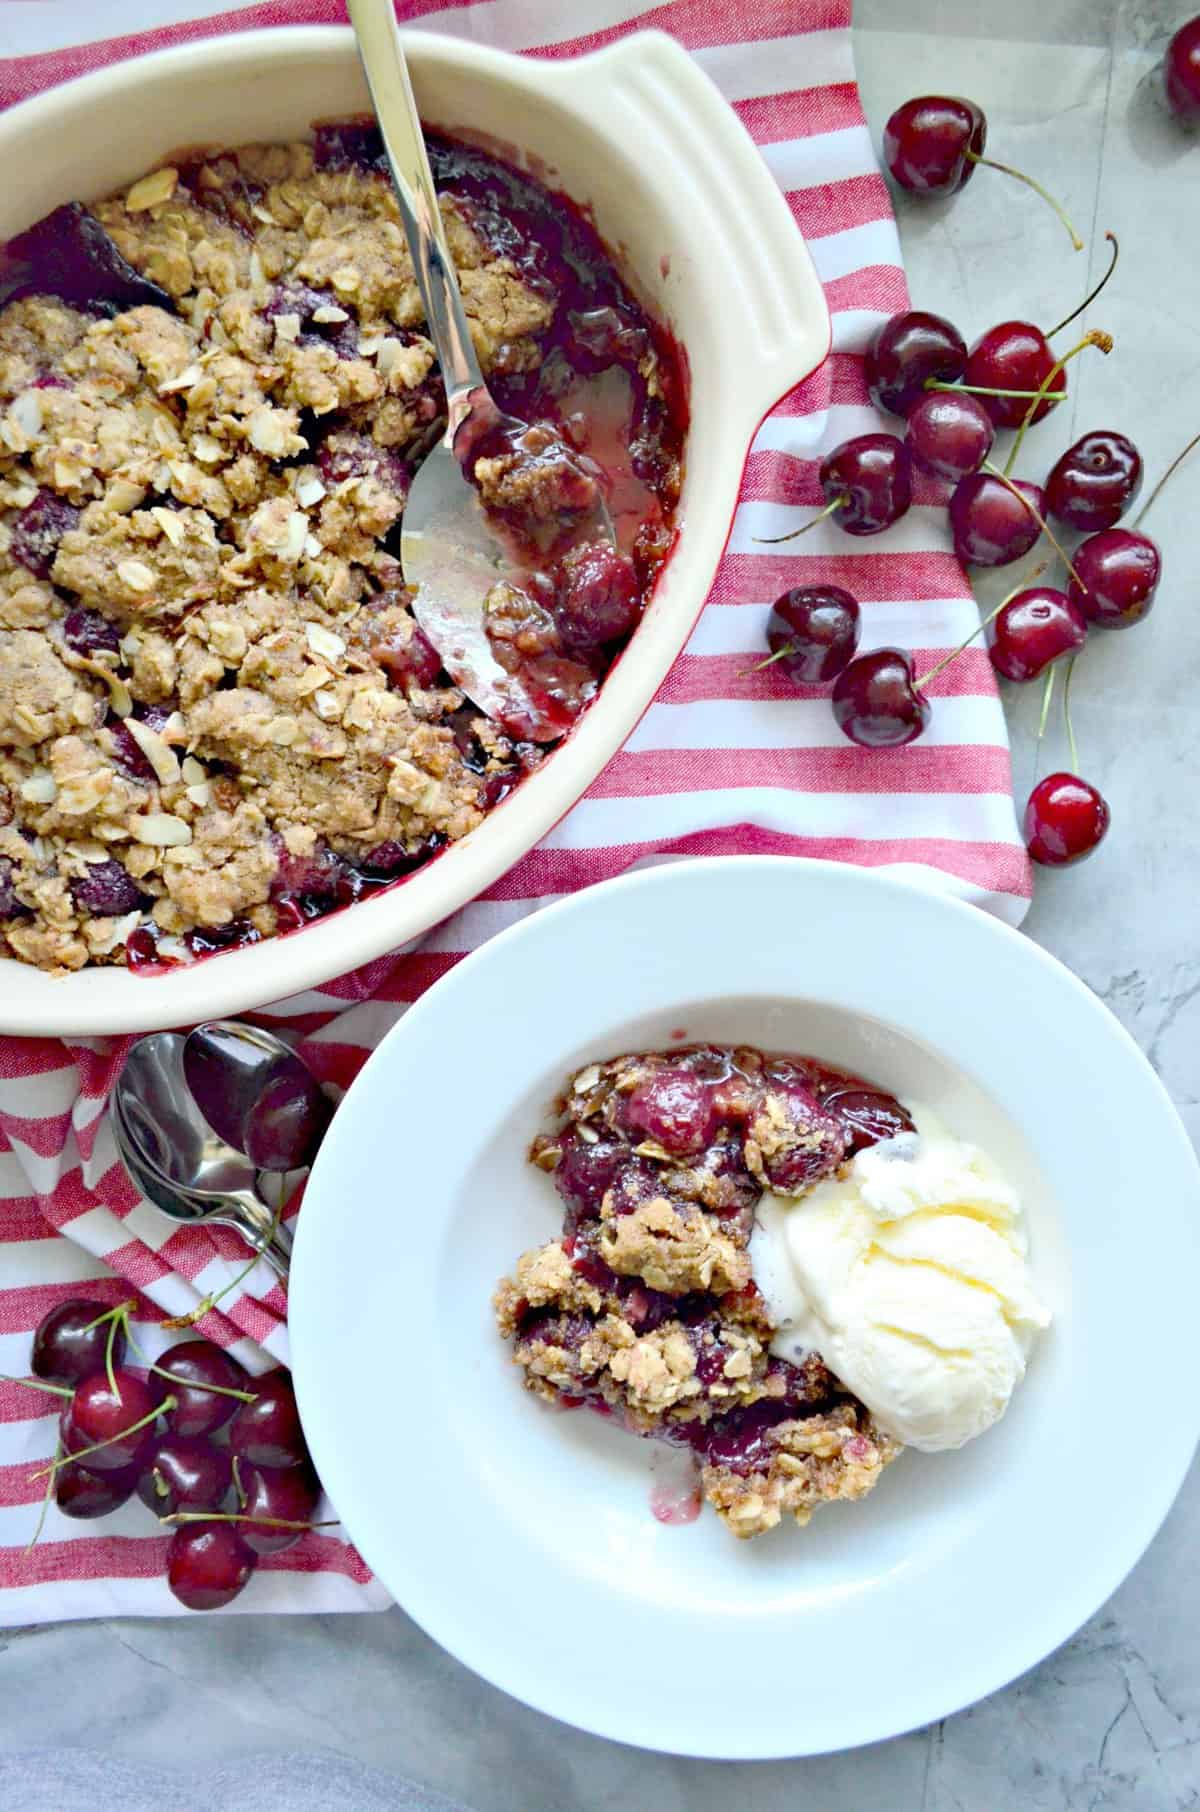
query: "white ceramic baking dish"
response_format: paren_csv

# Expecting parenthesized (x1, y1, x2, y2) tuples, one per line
(0, 25, 830, 1035)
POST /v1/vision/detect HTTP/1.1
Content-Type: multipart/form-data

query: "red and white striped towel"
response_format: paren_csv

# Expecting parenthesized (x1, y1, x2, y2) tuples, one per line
(0, 0, 1030, 1623)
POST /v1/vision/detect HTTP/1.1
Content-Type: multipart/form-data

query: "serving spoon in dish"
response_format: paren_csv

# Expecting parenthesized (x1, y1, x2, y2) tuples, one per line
(346, 0, 617, 742)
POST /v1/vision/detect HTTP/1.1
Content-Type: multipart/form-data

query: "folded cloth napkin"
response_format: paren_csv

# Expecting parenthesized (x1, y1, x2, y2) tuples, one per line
(0, 0, 1031, 1625)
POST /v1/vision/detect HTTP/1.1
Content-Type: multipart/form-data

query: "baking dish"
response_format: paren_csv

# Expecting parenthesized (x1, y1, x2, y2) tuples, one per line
(0, 25, 830, 1034)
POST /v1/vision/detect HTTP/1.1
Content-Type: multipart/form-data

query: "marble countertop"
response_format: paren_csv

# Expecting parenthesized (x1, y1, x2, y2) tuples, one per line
(2, 3, 1198, 1808)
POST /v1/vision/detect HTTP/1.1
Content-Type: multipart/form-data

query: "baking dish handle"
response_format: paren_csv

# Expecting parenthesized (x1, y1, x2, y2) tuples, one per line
(544, 30, 832, 436)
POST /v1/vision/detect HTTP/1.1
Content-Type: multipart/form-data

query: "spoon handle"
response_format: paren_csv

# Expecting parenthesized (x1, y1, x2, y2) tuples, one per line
(219, 1192, 293, 1282)
(348, 0, 485, 438)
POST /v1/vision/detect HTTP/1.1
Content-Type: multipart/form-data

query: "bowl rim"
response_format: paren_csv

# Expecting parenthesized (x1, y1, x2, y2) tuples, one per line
(289, 853, 1200, 1757)
(0, 25, 831, 1036)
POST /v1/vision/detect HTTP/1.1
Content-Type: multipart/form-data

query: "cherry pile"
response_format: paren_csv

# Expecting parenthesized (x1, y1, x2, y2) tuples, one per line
(756, 77, 1200, 870)
(22, 1298, 324, 1610)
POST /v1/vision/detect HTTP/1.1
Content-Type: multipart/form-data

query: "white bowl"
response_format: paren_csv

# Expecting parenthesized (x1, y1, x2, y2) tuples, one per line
(0, 26, 829, 1035)
(290, 856, 1200, 1758)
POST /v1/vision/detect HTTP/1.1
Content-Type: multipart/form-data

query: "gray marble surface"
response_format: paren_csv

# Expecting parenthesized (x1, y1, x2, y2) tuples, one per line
(2, 3, 1198, 1807)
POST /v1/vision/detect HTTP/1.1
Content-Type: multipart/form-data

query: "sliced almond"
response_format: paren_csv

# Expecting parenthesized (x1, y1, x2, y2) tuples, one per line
(117, 558, 156, 595)
(185, 782, 212, 807)
(282, 511, 308, 563)
(9, 391, 44, 439)
(158, 364, 204, 395)
(305, 621, 346, 664)
(125, 166, 179, 212)
(151, 505, 185, 546)
(311, 304, 349, 324)
(294, 472, 326, 509)
(122, 717, 181, 786)
(19, 771, 57, 804)
(180, 755, 207, 786)
(272, 312, 302, 344)
(107, 478, 147, 515)
(132, 812, 193, 848)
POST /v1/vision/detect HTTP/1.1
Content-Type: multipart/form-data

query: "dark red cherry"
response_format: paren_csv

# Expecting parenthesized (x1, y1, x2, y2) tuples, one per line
(949, 473, 1045, 567)
(906, 390, 994, 481)
(167, 1521, 256, 1611)
(820, 434, 912, 535)
(1024, 773, 1110, 866)
(62, 1370, 161, 1473)
(989, 588, 1087, 682)
(32, 1300, 125, 1387)
(831, 649, 930, 748)
(228, 1370, 308, 1470)
(155, 1341, 250, 1438)
(882, 96, 986, 196)
(963, 323, 1059, 429)
(237, 1462, 322, 1555)
(1164, 16, 1200, 123)
(765, 587, 861, 684)
(865, 310, 967, 416)
(1044, 431, 1143, 531)
(1067, 528, 1161, 629)
(55, 1460, 139, 1520)
(136, 1436, 233, 1517)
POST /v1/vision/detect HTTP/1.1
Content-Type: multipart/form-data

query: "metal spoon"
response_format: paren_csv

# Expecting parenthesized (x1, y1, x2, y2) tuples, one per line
(346, 0, 616, 740)
(111, 1032, 293, 1280)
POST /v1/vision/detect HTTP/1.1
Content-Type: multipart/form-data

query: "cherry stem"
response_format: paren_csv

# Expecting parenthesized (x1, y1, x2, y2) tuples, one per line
(1, 1373, 72, 1400)
(964, 150, 1082, 250)
(754, 493, 847, 545)
(79, 1299, 136, 1338)
(1063, 655, 1080, 774)
(160, 1510, 337, 1532)
(744, 643, 800, 677)
(926, 379, 1068, 401)
(31, 1395, 177, 1481)
(1004, 331, 1112, 476)
(103, 1304, 123, 1399)
(26, 1439, 61, 1555)
(913, 563, 1047, 690)
(1046, 232, 1120, 339)
(982, 462, 1085, 587)
(1133, 431, 1200, 532)
(1037, 664, 1057, 743)
(160, 1200, 284, 1330)
(120, 1318, 258, 1403)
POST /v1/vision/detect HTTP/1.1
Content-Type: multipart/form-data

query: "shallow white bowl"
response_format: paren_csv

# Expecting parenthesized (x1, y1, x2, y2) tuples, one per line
(0, 27, 829, 1035)
(290, 856, 1200, 1758)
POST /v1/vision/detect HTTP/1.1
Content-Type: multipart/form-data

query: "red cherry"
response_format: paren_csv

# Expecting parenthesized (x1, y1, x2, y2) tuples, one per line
(32, 1300, 125, 1387)
(962, 324, 1060, 430)
(906, 390, 994, 481)
(55, 1460, 139, 1520)
(882, 96, 986, 196)
(62, 1370, 162, 1473)
(819, 434, 912, 535)
(1164, 16, 1200, 123)
(949, 473, 1045, 567)
(167, 1521, 256, 1611)
(1045, 431, 1143, 532)
(764, 586, 861, 685)
(155, 1340, 250, 1438)
(136, 1436, 233, 1517)
(237, 1462, 322, 1555)
(988, 588, 1087, 682)
(831, 649, 929, 748)
(228, 1370, 308, 1469)
(1068, 528, 1161, 629)
(865, 310, 967, 416)
(1024, 773, 1110, 866)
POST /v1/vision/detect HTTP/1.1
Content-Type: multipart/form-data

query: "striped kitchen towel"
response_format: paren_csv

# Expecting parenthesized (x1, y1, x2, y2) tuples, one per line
(0, 0, 1029, 1622)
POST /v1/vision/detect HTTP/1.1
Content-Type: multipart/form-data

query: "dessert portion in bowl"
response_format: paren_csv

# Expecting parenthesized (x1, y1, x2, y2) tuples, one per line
(0, 122, 685, 973)
(495, 1043, 1050, 1539)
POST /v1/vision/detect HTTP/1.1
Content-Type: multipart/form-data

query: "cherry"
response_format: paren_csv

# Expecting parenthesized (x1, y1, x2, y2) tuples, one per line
(763, 586, 861, 685)
(55, 1460, 139, 1520)
(228, 1370, 308, 1470)
(882, 96, 1081, 245)
(155, 1341, 250, 1438)
(62, 1369, 162, 1473)
(136, 1436, 233, 1517)
(32, 1300, 126, 1387)
(166, 1521, 256, 1611)
(821, 1088, 916, 1157)
(864, 310, 966, 416)
(831, 648, 930, 748)
(1164, 16, 1200, 123)
(949, 473, 1045, 567)
(184, 1023, 331, 1173)
(962, 323, 1060, 430)
(882, 96, 986, 195)
(621, 1067, 717, 1156)
(1068, 529, 1161, 630)
(906, 390, 994, 482)
(236, 1462, 322, 1555)
(988, 588, 1087, 682)
(820, 434, 912, 535)
(1024, 773, 1110, 866)
(1044, 430, 1142, 531)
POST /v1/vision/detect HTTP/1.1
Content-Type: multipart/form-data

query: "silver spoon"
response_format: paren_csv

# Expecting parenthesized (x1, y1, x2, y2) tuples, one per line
(346, 0, 616, 741)
(111, 1032, 293, 1280)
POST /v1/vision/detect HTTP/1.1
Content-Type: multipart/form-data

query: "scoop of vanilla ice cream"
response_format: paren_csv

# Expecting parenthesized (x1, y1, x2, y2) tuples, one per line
(749, 1105, 1050, 1452)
